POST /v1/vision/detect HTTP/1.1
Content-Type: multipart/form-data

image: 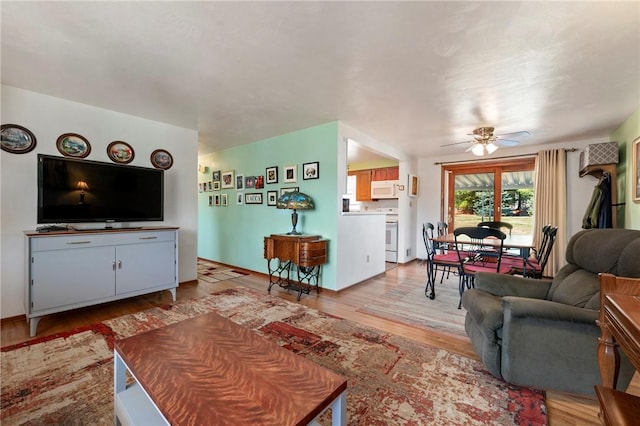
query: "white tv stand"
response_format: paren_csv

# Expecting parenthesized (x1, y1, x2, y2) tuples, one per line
(24, 227, 179, 337)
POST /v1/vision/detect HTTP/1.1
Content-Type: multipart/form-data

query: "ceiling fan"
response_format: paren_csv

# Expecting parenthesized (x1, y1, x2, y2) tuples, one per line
(441, 127, 530, 156)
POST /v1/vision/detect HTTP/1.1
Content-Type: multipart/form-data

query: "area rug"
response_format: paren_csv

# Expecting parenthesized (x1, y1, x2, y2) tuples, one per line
(1, 287, 547, 425)
(357, 271, 467, 337)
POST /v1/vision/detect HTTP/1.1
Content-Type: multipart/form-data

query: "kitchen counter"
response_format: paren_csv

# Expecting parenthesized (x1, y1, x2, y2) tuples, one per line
(341, 211, 386, 216)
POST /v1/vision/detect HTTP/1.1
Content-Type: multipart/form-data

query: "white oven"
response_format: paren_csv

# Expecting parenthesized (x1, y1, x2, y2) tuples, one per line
(385, 221, 398, 262)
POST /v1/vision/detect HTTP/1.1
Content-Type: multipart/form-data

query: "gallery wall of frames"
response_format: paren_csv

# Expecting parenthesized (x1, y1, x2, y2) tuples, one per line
(199, 162, 320, 207)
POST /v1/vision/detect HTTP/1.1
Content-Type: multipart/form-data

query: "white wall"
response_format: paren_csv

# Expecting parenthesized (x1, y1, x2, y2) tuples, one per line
(337, 122, 419, 267)
(415, 139, 606, 260)
(1, 86, 199, 318)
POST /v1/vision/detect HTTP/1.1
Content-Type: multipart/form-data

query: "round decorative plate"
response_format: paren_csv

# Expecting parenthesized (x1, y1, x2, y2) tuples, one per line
(1, 124, 37, 154)
(150, 149, 173, 170)
(56, 133, 91, 158)
(107, 141, 134, 164)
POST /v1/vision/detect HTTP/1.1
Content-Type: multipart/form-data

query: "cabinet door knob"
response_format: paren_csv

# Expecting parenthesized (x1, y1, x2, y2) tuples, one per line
(112, 261, 116, 271)
(118, 260, 122, 269)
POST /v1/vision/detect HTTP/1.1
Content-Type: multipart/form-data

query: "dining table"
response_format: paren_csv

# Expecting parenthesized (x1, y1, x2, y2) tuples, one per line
(426, 233, 535, 300)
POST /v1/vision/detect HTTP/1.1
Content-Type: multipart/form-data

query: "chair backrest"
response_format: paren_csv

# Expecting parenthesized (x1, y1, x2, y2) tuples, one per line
(477, 221, 513, 236)
(535, 226, 558, 276)
(422, 222, 435, 258)
(535, 224, 552, 260)
(453, 226, 507, 271)
(435, 221, 449, 252)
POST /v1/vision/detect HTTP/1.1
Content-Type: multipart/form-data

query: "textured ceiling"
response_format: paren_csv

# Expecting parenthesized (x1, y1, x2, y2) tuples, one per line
(2, 2, 639, 159)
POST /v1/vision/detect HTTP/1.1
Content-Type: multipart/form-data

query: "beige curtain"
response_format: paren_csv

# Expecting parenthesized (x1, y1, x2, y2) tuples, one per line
(533, 149, 567, 276)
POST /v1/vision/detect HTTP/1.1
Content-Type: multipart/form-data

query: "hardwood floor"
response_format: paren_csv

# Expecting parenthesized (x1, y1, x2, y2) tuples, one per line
(2, 259, 636, 425)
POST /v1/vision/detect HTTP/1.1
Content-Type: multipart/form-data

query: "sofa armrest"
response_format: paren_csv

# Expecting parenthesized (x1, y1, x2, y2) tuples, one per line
(499, 296, 606, 395)
(502, 296, 599, 324)
(474, 272, 551, 299)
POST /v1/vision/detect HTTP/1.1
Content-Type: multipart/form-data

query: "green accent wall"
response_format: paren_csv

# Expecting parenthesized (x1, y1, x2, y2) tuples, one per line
(198, 122, 339, 288)
(611, 106, 640, 230)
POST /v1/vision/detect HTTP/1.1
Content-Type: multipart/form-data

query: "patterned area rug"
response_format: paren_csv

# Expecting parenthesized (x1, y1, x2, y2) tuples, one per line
(197, 258, 250, 282)
(2, 287, 547, 425)
(357, 268, 467, 336)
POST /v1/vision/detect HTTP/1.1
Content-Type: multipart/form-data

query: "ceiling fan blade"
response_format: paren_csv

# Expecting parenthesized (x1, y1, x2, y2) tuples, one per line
(440, 140, 471, 147)
(464, 144, 476, 152)
(495, 139, 520, 147)
(496, 130, 530, 138)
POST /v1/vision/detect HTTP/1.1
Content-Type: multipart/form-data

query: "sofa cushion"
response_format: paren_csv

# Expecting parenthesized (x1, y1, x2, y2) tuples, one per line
(548, 268, 600, 308)
(618, 238, 640, 277)
(567, 229, 640, 275)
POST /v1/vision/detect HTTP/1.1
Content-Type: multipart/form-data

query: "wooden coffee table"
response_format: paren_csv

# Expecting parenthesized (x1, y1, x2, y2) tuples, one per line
(114, 312, 347, 425)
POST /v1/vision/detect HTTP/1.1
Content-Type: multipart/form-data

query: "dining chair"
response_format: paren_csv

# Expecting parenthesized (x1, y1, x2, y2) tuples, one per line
(434, 221, 456, 282)
(453, 226, 512, 308)
(501, 225, 557, 278)
(477, 221, 513, 236)
(422, 222, 460, 299)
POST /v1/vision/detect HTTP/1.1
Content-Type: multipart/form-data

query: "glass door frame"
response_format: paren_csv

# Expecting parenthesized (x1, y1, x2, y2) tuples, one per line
(441, 158, 535, 231)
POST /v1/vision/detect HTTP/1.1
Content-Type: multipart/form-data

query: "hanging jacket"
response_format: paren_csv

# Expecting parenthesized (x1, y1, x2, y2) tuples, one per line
(597, 173, 612, 228)
(582, 182, 602, 229)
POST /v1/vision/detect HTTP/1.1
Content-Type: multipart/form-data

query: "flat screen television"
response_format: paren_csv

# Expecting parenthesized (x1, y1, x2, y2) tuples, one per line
(37, 154, 164, 224)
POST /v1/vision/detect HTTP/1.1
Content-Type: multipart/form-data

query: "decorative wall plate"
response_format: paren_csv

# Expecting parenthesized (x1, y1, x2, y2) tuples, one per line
(56, 133, 91, 158)
(107, 141, 134, 164)
(150, 149, 173, 170)
(1, 124, 37, 154)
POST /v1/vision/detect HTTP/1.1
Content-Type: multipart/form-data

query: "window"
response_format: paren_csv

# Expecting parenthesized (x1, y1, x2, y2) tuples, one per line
(442, 158, 535, 235)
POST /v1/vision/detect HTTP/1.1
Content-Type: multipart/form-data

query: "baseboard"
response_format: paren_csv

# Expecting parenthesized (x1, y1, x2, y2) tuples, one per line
(1, 314, 26, 325)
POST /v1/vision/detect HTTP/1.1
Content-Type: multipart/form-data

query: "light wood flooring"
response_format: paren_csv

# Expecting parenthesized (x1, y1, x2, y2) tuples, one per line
(2, 259, 636, 425)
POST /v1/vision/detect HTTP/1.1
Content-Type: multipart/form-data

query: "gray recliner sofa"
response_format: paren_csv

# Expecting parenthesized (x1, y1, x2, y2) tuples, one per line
(461, 228, 640, 395)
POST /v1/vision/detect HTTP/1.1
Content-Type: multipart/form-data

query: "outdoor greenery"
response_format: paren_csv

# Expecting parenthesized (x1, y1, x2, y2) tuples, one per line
(454, 189, 535, 235)
(455, 189, 534, 217)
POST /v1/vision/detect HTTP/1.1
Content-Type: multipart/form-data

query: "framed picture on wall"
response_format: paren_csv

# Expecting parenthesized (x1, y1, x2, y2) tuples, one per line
(283, 165, 297, 183)
(409, 174, 419, 197)
(221, 193, 228, 206)
(245, 176, 256, 189)
(280, 187, 299, 197)
(245, 193, 263, 204)
(633, 136, 640, 202)
(221, 170, 234, 189)
(236, 174, 245, 190)
(267, 190, 278, 206)
(212, 170, 221, 182)
(266, 166, 278, 184)
(213, 181, 221, 191)
(302, 162, 319, 180)
(237, 192, 244, 205)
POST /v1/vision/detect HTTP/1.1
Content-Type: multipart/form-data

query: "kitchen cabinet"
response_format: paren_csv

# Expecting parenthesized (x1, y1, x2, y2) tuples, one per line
(372, 167, 399, 181)
(350, 170, 372, 201)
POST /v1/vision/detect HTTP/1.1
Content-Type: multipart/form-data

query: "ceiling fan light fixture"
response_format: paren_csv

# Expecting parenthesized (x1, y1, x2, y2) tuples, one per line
(471, 144, 486, 156)
(486, 142, 498, 154)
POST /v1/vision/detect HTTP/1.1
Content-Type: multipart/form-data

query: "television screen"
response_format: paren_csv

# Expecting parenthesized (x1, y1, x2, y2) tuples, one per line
(38, 154, 164, 224)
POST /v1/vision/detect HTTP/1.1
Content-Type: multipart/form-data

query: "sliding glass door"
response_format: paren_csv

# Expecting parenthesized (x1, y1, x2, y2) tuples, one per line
(443, 159, 535, 235)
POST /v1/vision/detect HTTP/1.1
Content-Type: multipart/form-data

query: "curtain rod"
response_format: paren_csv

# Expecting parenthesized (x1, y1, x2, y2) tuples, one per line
(433, 148, 578, 166)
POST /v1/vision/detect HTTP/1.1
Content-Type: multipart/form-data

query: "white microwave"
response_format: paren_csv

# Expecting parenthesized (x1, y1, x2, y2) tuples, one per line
(371, 180, 400, 199)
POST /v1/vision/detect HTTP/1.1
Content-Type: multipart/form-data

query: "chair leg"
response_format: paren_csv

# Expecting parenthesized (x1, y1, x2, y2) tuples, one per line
(458, 274, 466, 309)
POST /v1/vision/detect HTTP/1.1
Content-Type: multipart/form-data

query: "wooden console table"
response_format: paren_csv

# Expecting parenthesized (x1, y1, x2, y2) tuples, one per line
(595, 273, 640, 425)
(114, 312, 347, 425)
(264, 234, 327, 300)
